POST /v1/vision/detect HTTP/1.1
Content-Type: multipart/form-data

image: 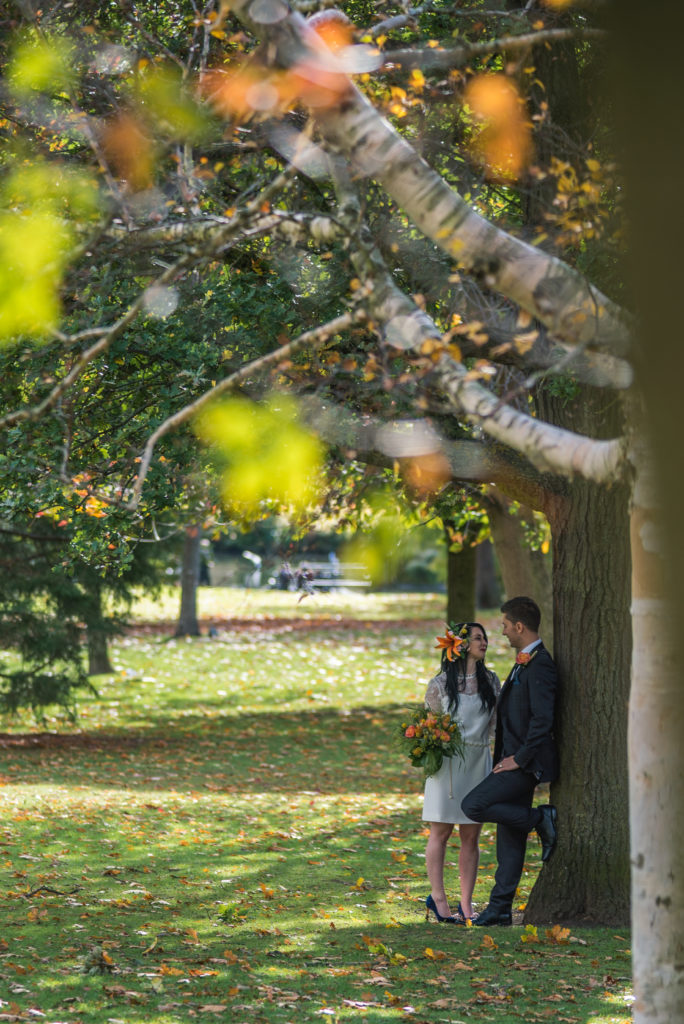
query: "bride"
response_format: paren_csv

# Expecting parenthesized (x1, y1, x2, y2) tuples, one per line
(423, 622, 500, 924)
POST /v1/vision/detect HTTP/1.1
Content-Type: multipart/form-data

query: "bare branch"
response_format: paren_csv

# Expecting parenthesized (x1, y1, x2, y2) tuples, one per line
(384, 27, 606, 72)
(124, 305, 368, 510)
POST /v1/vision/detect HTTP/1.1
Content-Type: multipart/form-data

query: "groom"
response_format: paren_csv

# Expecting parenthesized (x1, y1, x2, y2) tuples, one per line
(461, 596, 558, 927)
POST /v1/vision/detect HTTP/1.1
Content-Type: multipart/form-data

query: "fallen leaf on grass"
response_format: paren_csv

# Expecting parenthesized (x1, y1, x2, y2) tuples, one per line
(545, 925, 571, 944)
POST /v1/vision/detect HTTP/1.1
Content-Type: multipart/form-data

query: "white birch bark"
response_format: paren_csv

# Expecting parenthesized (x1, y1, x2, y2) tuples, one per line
(329, 162, 626, 484)
(436, 355, 625, 482)
(628, 413, 684, 1023)
(226, 0, 630, 357)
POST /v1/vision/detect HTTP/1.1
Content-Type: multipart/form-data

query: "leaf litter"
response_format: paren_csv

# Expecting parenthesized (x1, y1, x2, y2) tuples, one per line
(0, 592, 632, 1024)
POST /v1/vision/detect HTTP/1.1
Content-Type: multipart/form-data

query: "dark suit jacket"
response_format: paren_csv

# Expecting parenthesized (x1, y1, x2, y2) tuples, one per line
(493, 643, 559, 783)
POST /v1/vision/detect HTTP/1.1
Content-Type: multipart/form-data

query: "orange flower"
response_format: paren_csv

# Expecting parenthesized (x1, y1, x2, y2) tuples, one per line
(435, 629, 466, 661)
(516, 651, 532, 666)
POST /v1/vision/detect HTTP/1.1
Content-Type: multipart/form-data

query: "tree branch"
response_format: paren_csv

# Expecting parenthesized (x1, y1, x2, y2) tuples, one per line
(124, 305, 368, 510)
(383, 27, 606, 73)
(326, 158, 626, 485)
(226, 1, 631, 358)
(0, 168, 299, 431)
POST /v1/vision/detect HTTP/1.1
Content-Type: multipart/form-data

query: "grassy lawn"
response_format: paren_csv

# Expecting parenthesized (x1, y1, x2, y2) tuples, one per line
(0, 589, 632, 1024)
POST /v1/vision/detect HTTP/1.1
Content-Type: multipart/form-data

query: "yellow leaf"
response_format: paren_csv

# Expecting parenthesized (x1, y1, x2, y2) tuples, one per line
(9, 32, 74, 96)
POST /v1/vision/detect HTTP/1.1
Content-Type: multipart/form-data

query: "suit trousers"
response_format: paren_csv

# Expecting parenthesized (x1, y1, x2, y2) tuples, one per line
(461, 769, 542, 911)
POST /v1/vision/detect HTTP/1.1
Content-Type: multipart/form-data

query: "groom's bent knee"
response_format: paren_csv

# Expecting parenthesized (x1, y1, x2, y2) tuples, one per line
(461, 790, 485, 821)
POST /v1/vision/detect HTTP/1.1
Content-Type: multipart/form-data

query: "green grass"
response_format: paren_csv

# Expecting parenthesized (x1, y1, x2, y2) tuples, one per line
(0, 589, 632, 1023)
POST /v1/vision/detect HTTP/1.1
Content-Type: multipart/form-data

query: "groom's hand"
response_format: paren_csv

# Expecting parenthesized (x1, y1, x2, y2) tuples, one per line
(493, 756, 518, 773)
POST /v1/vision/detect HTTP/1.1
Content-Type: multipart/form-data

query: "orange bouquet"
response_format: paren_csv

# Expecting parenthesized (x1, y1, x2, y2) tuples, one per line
(398, 705, 464, 778)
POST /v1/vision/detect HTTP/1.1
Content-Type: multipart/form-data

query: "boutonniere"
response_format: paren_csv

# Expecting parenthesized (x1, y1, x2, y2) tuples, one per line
(515, 650, 538, 666)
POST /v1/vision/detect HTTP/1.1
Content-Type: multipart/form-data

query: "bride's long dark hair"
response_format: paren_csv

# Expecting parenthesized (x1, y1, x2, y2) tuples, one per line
(441, 621, 496, 715)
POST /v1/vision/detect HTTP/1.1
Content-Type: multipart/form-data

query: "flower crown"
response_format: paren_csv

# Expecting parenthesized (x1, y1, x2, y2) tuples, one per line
(435, 623, 470, 662)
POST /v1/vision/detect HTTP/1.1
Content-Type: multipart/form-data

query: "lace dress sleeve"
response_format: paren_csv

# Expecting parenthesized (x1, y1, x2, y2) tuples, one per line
(424, 672, 446, 713)
(488, 670, 501, 740)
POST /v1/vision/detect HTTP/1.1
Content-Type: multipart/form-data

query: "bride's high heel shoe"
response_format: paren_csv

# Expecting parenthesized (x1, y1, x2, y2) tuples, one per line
(425, 894, 459, 924)
(456, 901, 473, 925)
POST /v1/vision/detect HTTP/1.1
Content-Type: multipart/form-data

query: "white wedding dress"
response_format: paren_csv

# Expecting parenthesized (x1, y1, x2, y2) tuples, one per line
(422, 669, 500, 825)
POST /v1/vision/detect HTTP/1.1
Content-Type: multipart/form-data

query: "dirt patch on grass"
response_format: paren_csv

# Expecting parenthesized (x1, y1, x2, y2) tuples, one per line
(124, 616, 428, 637)
(0, 731, 143, 750)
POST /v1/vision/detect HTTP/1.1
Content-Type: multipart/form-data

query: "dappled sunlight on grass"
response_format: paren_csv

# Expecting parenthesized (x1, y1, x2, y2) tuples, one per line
(124, 585, 448, 625)
(0, 593, 631, 1023)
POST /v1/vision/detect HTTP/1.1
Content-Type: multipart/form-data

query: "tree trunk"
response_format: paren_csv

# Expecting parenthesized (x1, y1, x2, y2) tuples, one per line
(176, 525, 201, 638)
(475, 540, 501, 609)
(526, 387, 631, 925)
(86, 582, 113, 676)
(444, 524, 476, 624)
(626, 418, 682, 1018)
(612, 5, 684, 1016)
(485, 490, 553, 645)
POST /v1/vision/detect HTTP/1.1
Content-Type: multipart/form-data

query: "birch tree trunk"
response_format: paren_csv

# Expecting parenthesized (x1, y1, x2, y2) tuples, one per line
(627, 421, 682, 1017)
(612, 4, 684, 1015)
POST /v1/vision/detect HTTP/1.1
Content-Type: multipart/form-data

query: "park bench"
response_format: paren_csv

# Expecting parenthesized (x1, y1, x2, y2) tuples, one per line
(293, 561, 371, 592)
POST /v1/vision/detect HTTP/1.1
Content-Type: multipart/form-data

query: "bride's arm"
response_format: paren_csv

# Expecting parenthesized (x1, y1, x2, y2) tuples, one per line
(424, 672, 446, 712)
(488, 671, 501, 739)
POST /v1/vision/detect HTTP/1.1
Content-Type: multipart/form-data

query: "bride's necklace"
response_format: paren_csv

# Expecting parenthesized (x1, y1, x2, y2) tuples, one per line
(465, 671, 477, 679)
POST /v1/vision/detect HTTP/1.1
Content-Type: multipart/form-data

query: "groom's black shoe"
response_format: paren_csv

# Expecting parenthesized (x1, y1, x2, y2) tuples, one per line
(473, 905, 512, 927)
(535, 804, 558, 863)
